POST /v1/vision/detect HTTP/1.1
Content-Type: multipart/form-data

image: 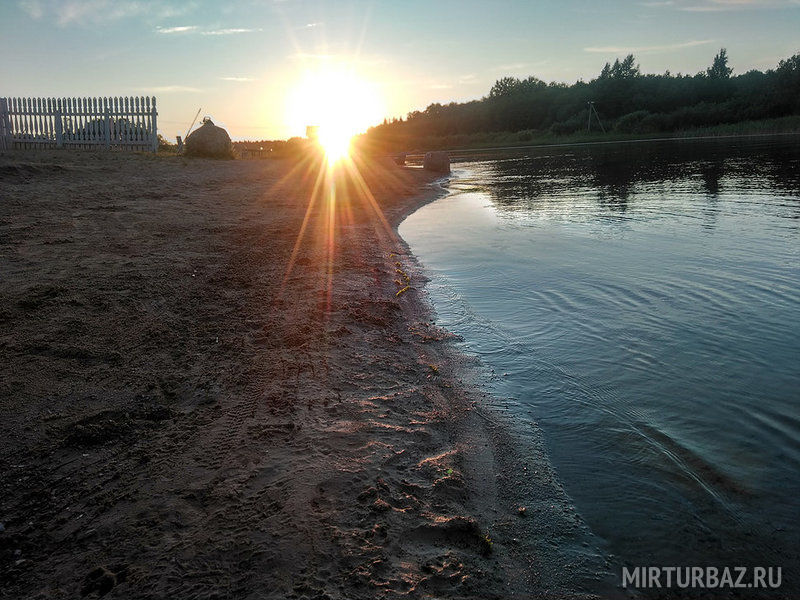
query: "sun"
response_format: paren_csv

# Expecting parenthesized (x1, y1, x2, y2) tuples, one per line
(317, 122, 352, 162)
(286, 63, 384, 162)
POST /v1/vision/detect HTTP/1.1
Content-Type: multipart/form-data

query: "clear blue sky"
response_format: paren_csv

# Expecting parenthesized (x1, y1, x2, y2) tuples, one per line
(2, 0, 798, 140)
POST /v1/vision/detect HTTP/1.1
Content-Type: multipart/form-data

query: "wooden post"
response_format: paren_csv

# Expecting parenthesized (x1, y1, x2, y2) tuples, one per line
(104, 97, 111, 149)
(54, 99, 63, 148)
(0, 98, 9, 153)
(150, 96, 157, 152)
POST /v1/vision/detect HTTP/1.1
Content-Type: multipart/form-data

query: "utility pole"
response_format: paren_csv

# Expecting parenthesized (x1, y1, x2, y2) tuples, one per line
(587, 101, 606, 134)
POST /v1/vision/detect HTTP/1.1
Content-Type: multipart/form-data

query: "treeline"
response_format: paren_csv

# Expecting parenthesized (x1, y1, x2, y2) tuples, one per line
(361, 49, 800, 152)
(232, 137, 311, 158)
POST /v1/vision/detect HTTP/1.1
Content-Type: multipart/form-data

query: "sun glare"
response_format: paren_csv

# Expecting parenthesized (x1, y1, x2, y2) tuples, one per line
(286, 64, 384, 162)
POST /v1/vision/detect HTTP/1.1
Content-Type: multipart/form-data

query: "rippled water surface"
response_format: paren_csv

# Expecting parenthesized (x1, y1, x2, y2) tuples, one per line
(400, 137, 800, 578)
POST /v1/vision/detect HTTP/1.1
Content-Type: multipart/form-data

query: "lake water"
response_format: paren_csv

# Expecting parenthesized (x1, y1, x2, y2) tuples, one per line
(399, 137, 800, 585)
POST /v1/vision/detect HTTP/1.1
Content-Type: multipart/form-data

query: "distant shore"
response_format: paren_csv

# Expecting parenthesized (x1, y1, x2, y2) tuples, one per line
(0, 151, 613, 598)
(372, 115, 800, 157)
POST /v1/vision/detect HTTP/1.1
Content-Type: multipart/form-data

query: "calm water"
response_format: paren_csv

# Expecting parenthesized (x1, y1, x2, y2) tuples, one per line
(400, 137, 800, 583)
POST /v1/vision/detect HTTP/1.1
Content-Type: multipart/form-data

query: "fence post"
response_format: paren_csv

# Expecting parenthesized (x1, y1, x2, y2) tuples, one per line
(104, 99, 111, 149)
(0, 98, 9, 153)
(150, 96, 157, 153)
(54, 103, 63, 148)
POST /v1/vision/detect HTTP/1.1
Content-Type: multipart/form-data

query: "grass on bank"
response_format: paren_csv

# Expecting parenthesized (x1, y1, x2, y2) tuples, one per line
(371, 115, 800, 155)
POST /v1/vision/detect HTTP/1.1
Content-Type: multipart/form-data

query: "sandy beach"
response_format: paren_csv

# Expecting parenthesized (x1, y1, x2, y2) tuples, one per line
(0, 152, 612, 599)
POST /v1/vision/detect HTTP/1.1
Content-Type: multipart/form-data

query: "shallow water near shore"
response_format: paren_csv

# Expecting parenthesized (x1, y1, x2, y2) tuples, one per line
(400, 137, 800, 585)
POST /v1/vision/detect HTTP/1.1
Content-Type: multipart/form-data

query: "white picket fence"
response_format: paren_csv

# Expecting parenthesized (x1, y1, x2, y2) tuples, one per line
(0, 96, 158, 152)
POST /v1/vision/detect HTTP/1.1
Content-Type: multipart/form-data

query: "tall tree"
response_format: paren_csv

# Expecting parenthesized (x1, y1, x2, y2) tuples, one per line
(707, 48, 733, 79)
(617, 54, 641, 79)
(489, 77, 521, 98)
(604, 55, 641, 79)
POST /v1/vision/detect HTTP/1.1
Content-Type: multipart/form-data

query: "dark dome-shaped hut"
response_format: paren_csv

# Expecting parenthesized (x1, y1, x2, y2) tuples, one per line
(184, 118, 233, 158)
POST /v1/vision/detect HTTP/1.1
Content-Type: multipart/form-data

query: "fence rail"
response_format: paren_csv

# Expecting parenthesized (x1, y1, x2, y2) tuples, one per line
(0, 96, 157, 152)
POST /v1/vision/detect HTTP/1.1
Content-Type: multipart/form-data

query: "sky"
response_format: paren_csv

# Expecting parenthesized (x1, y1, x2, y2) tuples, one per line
(2, 0, 798, 140)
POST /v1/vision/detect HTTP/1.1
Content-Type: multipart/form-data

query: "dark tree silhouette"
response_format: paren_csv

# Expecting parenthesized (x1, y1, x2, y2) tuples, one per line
(707, 48, 733, 79)
(489, 77, 520, 98)
(600, 54, 640, 80)
(490, 76, 548, 98)
(362, 50, 800, 152)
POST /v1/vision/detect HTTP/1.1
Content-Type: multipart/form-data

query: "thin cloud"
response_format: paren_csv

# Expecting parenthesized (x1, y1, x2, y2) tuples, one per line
(156, 25, 197, 34)
(18, 0, 196, 26)
(154, 25, 259, 36)
(585, 39, 714, 53)
(220, 76, 256, 82)
(201, 28, 262, 36)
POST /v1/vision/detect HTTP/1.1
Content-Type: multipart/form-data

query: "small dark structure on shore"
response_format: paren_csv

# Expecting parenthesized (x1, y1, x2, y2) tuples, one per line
(185, 118, 233, 158)
(423, 151, 450, 173)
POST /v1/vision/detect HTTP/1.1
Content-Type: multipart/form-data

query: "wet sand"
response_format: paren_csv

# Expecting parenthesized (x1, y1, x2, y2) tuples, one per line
(0, 152, 612, 599)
